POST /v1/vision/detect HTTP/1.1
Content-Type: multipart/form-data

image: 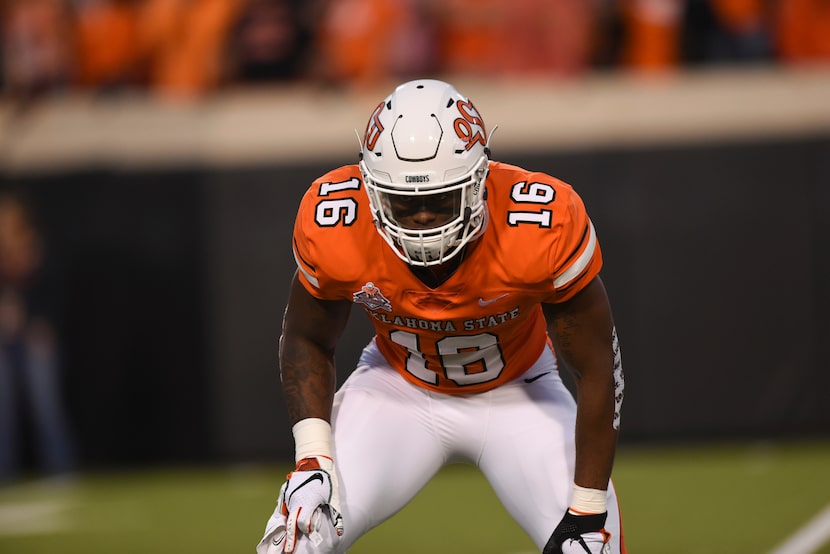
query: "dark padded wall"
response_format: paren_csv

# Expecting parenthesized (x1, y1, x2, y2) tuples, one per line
(0, 170, 210, 466)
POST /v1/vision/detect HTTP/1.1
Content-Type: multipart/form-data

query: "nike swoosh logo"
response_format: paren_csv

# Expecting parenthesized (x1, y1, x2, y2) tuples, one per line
(524, 371, 551, 384)
(478, 293, 509, 306)
(287, 473, 325, 505)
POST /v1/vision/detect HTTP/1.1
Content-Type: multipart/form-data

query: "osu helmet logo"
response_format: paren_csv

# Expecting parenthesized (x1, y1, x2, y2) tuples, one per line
(363, 102, 385, 151)
(353, 281, 392, 312)
(453, 100, 486, 151)
(363, 99, 486, 152)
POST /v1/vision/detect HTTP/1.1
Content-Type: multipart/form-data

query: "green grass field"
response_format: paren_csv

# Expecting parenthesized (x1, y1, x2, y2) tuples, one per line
(1, 440, 829, 553)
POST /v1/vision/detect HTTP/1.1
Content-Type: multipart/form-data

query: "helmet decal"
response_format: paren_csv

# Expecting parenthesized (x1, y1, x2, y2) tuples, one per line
(453, 100, 486, 151)
(364, 101, 386, 151)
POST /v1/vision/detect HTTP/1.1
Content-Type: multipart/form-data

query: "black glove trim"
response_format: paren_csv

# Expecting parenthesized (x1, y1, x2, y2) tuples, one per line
(543, 510, 608, 554)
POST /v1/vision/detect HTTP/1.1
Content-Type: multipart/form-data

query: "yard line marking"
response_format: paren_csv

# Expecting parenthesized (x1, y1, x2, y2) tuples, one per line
(769, 502, 830, 554)
(0, 500, 68, 535)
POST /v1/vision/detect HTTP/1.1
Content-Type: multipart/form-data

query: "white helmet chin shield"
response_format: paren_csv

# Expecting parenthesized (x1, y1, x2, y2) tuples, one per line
(359, 79, 490, 267)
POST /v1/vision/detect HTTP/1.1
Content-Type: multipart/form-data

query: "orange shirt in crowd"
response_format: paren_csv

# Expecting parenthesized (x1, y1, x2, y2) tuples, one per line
(433, 0, 504, 76)
(315, 0, 414, 86)
(620, 0, 684, 71)
(432, 0, 596, 78)
(775, 0, 830, 63)
(136, 0, 246, 98)
(709, 0, 765, 32)
(74, 0, 139, 87)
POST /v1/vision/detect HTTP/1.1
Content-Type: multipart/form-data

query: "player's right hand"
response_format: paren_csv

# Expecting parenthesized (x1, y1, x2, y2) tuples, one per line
(256, 493, 287, 554)
(543, 510, 611, 554)
(280, 456, 344, 553)
(256, 456, 343, 554)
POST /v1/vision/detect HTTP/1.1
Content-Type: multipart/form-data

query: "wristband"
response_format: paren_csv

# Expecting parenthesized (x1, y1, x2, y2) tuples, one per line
(569, 484, 607, 515)
(292, 418, 332, 462)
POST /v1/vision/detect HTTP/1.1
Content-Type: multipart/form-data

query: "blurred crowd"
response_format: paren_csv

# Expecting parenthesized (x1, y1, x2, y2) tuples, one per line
(0, 0, 829, 102)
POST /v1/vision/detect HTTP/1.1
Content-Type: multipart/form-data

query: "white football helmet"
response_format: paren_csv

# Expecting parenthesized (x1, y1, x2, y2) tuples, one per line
(359, 79, 490, 267)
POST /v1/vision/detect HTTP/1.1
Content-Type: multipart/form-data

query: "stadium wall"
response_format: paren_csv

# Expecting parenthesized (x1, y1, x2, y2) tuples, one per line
(1, 68, 828, 465)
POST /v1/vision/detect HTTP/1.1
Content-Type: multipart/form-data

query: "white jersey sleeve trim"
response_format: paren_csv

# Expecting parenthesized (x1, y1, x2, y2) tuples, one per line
(553, 221, 597, 289)
(293, 247, 320, 288)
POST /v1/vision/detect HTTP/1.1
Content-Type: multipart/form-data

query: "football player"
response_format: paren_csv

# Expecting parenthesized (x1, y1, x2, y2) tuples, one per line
(257, 79, 626, 554)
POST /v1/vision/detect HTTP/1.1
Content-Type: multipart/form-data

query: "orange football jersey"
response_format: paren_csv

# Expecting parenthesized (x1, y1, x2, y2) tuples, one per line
(292, 161, 602, 394)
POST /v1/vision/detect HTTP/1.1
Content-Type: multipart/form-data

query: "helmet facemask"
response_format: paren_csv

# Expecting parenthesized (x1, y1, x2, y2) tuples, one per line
(362, 155, 488, 266)
(359, 80, 490, 267)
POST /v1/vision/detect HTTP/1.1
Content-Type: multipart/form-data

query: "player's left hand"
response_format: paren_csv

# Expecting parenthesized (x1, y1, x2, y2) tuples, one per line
(543, 510, 611, 554)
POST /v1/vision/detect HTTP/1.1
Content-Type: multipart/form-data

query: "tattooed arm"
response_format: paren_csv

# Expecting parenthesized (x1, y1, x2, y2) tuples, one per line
(255, 271, 351, 552)
(280, 271, 352, 425)
(542, 275, 620, 492)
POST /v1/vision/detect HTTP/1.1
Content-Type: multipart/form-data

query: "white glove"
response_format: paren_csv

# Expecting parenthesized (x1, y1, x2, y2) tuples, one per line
(256, 456, 344, 554)
(543, 511, 611, 554)
(256, 490, 287, 554)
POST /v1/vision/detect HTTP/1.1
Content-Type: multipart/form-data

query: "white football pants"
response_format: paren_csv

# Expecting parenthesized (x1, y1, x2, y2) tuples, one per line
(324, 339, 623, 553)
